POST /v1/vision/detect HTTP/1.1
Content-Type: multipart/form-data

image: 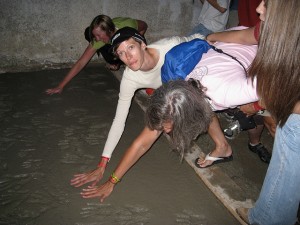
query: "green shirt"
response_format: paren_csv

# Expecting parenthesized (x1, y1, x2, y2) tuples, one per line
(92, 17, 138, 49)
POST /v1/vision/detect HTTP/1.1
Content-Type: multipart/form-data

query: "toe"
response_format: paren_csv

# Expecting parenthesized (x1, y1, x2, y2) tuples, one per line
(198, 158, 213, 168)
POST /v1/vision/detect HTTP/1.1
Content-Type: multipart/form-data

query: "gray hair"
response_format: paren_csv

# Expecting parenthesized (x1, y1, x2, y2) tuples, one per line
(145, 79, 213, 158)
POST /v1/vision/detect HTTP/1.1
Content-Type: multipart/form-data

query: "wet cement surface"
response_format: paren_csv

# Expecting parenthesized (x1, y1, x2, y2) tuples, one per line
(0, 63, 242, 225)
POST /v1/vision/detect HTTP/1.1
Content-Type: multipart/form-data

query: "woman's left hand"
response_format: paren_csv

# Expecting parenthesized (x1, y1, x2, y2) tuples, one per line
(70, 166, 105, 188)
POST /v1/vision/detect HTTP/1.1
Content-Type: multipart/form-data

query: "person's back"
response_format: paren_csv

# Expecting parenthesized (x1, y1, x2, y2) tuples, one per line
(186, 40, 257, 110)
(160, 35, 259, 168)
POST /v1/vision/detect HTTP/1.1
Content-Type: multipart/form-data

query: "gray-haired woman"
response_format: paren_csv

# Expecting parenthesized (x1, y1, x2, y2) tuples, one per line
(80, 80, 213, 202)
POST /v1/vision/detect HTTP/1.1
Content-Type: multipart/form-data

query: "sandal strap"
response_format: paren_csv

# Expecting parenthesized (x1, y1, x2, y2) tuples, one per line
(205, 153, 224, 162)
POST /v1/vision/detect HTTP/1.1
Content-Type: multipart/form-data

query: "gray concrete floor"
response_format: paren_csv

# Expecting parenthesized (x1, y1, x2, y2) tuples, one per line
(1, 64, 242, 225)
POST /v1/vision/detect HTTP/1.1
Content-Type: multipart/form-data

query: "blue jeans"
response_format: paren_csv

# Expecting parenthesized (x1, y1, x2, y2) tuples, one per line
(249, 114, 300, 225)
(189, 23, 213, 37)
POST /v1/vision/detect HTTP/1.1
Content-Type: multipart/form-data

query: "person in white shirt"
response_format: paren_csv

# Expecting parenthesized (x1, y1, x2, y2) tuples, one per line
(70, 27, 204, 188)
(72, 27, 265, 202)
(190, 0, 231, 36)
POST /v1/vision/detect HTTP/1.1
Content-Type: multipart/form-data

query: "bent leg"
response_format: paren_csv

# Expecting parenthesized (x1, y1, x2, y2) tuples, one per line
(197, 115, 232, 168)
(247, 124, 264, 145)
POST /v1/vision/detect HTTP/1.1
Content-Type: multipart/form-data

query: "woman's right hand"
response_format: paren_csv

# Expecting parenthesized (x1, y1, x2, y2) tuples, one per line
(81, 180, 115, 203)
(45, 87, 63, 95)
(70, 166, 105, 188)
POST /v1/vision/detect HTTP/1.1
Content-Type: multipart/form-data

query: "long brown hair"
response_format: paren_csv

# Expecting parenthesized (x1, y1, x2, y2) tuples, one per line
(248, 0, 300, 127)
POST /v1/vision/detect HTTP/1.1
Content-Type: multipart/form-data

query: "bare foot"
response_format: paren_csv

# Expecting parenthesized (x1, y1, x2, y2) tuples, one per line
(196, 143, 232, 168)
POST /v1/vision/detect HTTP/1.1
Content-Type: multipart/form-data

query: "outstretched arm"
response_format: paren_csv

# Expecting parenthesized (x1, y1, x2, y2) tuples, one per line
(70, 78, 137, 187)
(80, 126, 162, 202)
(70, 156, 109, 188)
(207, 27, 258, 45)
(45, 44, 96, 95)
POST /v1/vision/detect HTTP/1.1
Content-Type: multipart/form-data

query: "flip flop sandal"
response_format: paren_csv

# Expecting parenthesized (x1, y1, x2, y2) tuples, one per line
(195, 152, 233, 168)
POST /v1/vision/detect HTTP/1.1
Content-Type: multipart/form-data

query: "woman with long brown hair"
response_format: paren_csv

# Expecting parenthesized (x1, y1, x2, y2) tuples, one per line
(237, 1, 300, 224)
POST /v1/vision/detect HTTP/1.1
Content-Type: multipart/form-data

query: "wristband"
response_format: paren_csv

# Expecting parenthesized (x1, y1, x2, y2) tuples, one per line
(97, 156, 110, 168)
(109, 172, 121, 184)
(101, 156, 110, 161)
(253, 101, 264, 111)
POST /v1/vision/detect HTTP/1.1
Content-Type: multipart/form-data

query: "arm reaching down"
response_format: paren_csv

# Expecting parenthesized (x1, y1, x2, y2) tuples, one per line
(80, 127, 162, 202)
(45, 44, 97, 95)
(70, 156, 109, 187)
(207, 27, 258, 45)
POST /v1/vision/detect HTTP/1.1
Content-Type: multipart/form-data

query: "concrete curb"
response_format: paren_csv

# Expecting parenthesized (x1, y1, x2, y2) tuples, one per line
(185, 147, 252, 225)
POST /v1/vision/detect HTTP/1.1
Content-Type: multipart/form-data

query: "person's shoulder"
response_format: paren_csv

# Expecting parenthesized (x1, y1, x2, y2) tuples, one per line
(122, 67, 132, 78)
(122, 67, 142, 79)
(150, 35, 185, 45)
(147, 37, 177, 52)
(149, 34, 204, 50)
(112, 17, 126, 21)
(112, 17, 135, 23)
(113, 17, 137, 29)
(120, 68, 144, 92)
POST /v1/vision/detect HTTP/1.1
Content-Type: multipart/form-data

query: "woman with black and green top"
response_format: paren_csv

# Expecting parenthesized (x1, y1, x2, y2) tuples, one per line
(45, 14, 147, 95)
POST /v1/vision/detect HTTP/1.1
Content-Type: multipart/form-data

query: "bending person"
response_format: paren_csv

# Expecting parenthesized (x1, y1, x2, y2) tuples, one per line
(161, 32, 259, 168)
(70, 27, 204, 188)
(45, 14, 148, 95)
(80, 75, 257, 202)
(80, 80, 213, 202)
(227, 1, 300, 224)
(207, 9, 276, 164)
(78, 35, 262, 201)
